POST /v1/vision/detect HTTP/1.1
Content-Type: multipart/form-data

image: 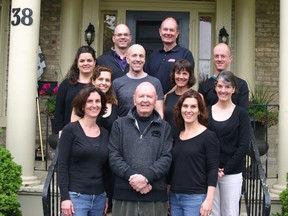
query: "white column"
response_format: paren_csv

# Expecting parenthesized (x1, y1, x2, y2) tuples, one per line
(81, 0, 100, 51)
(235, 0, 255, 87)
(271, 0, 288, 192)
(6, 0, 41, 185)
(59, 0, 81, 80)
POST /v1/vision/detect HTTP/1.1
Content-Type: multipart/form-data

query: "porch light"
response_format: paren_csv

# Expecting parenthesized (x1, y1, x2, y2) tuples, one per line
(84, 22, 95, 46)
(218, 26, 229, 45)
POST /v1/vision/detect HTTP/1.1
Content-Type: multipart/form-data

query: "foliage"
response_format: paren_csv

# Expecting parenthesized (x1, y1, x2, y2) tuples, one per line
(0, 146, 22, 216)
(273, 173, 288, 216)
(39, 83, 59, 117)
(248, 83, 278, 128)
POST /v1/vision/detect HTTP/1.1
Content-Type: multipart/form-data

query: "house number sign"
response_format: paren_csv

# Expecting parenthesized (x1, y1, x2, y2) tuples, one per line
(11, 8, 33, 26)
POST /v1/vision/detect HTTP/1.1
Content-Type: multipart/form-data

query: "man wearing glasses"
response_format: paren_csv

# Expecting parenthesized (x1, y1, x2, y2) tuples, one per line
(198, 43, 249, 110)
(97, 24, 132, 80)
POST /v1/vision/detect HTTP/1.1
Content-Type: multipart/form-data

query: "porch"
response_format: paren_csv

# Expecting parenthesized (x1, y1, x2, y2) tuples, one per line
(18, 104, 283, 216)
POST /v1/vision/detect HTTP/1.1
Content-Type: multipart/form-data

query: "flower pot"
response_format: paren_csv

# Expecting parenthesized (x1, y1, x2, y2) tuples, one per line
(48, 133, 59, 149)
(249, 121, 269, 156)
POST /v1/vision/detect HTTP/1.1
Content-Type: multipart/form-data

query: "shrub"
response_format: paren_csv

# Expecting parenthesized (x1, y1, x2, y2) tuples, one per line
(273, 173, 288, 216)
(0, 145, 22, 216)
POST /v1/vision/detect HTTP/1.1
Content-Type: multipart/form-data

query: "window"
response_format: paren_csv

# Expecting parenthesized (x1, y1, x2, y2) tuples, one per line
(102, 13, 117, 53)
(198, 16, 213, 82)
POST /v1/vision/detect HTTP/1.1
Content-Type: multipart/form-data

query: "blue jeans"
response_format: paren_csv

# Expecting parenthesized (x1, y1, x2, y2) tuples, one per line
(169, 191, 206, 216)
(68, 191, 106, 216)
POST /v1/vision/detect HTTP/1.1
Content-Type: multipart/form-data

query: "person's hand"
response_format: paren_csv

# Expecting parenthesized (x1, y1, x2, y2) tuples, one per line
(218, 168, 224, 179)
(103, 198, 108, 216)
(61, 200, 74, 216)
(200, 198, 213, 216)
(139, 184, 152, 194)
(129, 174, 148, 191)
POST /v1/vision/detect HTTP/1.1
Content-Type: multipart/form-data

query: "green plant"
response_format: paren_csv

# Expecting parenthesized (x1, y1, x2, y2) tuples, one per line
(0, 146, 22, 216)
(273, 173, 288, 216)
(248, 83, 279, 128)
(39, 83, 59, 117)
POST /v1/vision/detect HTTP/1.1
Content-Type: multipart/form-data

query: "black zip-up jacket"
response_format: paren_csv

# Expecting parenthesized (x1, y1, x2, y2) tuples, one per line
(109, 107, 172, 201)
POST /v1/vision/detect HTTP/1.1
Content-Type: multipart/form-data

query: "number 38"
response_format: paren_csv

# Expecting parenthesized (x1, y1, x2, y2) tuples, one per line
(11, 8, 33, 26)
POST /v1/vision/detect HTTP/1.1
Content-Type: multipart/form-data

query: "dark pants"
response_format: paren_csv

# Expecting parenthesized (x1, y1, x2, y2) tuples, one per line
(112, 200, 168, 216)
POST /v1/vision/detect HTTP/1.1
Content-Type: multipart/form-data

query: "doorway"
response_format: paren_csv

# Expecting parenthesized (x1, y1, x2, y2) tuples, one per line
(126, 11, 190, 58)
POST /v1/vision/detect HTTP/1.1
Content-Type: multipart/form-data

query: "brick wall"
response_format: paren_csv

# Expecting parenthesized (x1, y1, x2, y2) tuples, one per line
(255, 0, 280, 178)
(255, 0, 280, 93)
(35, 1, 62, 149)
(39, 0, 61, 82)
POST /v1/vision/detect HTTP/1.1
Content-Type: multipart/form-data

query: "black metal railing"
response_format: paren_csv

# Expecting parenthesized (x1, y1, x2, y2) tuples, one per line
(241, 103, 277, 216)
(42, 146, 60, 216)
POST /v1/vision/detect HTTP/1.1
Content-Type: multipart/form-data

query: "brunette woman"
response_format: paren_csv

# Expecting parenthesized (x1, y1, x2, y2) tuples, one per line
(91, 65, 118, 132)
(58, 86, 108, 216)
(168, 90, 219, 216)
(54, 46, 96, 134)
(164, 59, 196, 138)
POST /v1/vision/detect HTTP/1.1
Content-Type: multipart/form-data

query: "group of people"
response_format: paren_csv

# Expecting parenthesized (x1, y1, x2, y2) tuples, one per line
(55, 16, 250, 216)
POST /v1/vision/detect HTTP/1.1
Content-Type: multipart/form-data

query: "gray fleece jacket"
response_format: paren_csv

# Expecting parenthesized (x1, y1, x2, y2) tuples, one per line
(108, 107, 172, 201)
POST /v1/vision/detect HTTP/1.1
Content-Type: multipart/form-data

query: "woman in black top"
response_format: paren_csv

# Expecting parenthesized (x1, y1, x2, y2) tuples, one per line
(164, 59, 196, 138)
(91, 65, 118, 212)
(168, 90, 219, 216)
(54, 46, 96, 134)
(91, 65, 118, 132)
(58, 86, 109, 216)
(207, 71, 249, 216)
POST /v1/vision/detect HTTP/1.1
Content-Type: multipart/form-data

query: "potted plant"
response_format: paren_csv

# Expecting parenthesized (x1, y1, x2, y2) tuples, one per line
(248, 83, 279, 155)
(249, 83, 279, 127)
(39, 82, 59, 150)
(39, 82, 59, 119)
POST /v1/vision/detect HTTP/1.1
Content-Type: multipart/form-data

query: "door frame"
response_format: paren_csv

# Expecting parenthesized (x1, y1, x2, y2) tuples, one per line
(126, 11, 190, 50)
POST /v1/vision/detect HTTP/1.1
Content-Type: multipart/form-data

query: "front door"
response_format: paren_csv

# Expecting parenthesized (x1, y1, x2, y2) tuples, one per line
(126, 11, 190, 58)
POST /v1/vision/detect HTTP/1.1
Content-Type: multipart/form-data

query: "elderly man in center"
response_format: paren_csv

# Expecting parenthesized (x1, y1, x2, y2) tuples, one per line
(108, 82, 172, 216)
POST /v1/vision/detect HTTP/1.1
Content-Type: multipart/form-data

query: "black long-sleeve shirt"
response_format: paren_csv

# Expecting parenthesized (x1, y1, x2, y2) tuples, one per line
(207, 106, 250, 174)
(58, 121, 109, 201)
(54, 79, 87, 133)
(168, 129, 219, 194)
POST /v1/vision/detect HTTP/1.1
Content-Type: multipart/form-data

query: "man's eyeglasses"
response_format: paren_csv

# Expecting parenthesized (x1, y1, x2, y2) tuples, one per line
(114, 33, 130, 37)
(213, 55, 230, 60)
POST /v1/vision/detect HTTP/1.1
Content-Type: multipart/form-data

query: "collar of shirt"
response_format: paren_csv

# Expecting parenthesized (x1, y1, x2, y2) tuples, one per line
(159, 44, 180, 53)
(114, 51, 127, 70)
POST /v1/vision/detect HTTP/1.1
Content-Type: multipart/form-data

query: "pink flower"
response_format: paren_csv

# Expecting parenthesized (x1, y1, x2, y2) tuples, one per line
(53, 86, 59, 94)
(42, 83, 51, 90)
(39, 89, 46, 95)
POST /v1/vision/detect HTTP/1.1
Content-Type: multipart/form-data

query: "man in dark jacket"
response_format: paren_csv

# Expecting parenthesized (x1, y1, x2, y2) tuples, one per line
(198, 43, 249, 110)
(97, 24, 131, 80)
(108, 82, 172, 216)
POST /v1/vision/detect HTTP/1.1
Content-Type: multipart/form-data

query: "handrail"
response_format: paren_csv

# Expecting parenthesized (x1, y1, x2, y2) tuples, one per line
(242, 124, 271, 216)
(42, 146, 59, 216)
